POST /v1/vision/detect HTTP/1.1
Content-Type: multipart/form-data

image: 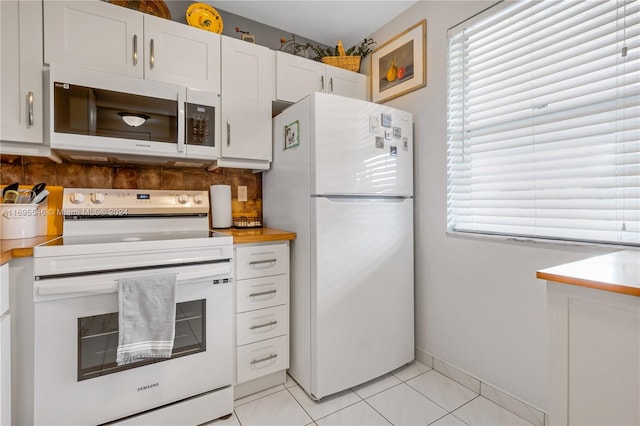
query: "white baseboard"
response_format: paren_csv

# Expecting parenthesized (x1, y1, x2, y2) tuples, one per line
(416, 347, 547, 426)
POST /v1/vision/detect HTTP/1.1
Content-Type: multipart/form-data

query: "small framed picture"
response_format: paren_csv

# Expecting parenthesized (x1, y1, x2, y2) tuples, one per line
(284, 120, 300, 150)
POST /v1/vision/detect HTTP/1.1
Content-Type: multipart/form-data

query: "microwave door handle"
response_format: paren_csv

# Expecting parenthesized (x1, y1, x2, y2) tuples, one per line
(177, 93, 185, 152)
(88, 89, 97, 135)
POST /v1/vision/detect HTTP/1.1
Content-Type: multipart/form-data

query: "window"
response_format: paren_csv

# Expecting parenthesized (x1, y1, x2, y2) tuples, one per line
(447, 0, 639, 246)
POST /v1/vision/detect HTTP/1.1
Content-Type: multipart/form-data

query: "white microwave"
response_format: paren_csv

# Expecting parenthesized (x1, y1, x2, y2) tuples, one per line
(45, 64, 220, 166)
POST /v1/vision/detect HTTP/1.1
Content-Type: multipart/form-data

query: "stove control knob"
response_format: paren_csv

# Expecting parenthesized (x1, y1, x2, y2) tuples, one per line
(177, 193, 189, 204)
(91, 192, 106, 204)
(193, 193, 204, 204)
(70, 192, 85, 204)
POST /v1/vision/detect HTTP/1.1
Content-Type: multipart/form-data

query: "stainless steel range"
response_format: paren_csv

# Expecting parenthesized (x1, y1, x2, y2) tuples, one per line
(14, 188, 234, 425)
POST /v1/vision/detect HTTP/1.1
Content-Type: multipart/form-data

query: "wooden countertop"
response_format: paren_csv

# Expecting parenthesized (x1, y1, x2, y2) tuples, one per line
(537, 250, 640, 297)
(1, 228, 296, 264)
(214, 227, 296, 244)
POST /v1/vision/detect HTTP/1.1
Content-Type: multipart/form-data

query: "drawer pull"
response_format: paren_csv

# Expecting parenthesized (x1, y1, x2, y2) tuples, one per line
(251, 353, 278, 365)
(249, 289, 277, 298)
(249, 259, 277, 266)
(250, 320, 278, 330)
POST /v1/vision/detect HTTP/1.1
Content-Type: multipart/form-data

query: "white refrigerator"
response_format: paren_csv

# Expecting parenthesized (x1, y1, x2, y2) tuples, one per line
(264, 92, 414, 399)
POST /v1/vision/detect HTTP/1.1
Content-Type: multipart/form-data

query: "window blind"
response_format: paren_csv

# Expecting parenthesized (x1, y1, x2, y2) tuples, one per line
(447, 0, 640, 246)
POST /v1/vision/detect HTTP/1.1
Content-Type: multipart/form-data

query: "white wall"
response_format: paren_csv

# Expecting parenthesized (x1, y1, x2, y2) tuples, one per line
(367, 1, 613, 411)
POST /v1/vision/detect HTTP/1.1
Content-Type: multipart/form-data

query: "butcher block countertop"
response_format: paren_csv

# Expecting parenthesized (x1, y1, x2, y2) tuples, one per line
(214, 227, 296, 244)
(537, 250, 640, 297)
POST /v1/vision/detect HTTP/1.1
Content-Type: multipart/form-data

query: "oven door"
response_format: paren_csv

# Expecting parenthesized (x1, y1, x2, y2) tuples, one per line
(32, 261, 232, 426)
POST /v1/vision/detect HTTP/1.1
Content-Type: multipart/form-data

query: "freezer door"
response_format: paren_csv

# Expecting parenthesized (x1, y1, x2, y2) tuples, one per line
(311, 196, 414, 399)
(311, 93, 413, 197)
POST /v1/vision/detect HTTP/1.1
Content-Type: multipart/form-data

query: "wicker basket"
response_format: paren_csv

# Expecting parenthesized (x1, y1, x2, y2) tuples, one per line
(321, 41, 361, 72)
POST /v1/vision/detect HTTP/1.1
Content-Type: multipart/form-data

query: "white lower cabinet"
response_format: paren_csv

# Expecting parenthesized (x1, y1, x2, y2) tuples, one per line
(548, 281, 640, 426)
(237, 335, 289, 384)
(234, 242, 290, 399)
(236, 304, 288, 346)
(0, 263, 10, 426)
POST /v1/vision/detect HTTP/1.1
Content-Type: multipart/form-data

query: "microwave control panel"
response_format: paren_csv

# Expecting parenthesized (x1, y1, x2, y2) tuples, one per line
(186, 103, 215, 147)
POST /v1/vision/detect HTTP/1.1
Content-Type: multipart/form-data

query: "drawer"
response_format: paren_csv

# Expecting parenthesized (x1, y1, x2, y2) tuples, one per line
(236, 243, 289, 280)
(237, 274, 288, 313)
(237, 304, 288, 346)
(236, 334, 289, 384)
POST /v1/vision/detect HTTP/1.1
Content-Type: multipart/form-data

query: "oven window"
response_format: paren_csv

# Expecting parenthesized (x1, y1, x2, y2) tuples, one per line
(77, 300, 206, 381)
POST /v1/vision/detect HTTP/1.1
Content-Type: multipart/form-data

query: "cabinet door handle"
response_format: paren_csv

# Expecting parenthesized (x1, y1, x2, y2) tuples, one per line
(227, 120, 231, 146)
(249, 289, 277, 298)
(28, 91, 34, 127)
(330, 77, 334, 94)
(249, 259, 277, 266)
(250, 320, 278, 330)
(150, 39, 155, 69)
(250, 353, 278, 365)
(133, 34, 138, 66)
(321, 75, 325, 92)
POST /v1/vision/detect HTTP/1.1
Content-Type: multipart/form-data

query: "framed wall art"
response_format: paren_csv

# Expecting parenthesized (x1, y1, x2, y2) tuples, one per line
(371, 19, 426, 103)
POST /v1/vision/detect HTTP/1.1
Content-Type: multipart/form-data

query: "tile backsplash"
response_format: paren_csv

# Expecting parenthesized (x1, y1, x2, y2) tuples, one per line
(0, 155, 262, 219)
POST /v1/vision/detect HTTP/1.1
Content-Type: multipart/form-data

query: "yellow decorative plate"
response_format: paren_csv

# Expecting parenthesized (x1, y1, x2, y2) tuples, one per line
(186, 3, 223, 33)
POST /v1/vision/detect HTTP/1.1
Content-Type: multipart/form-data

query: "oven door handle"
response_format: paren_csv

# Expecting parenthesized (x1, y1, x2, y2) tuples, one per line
(37, 263, 233, 296)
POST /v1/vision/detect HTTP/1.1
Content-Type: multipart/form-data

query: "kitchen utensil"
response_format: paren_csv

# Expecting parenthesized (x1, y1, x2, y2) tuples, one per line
(5, 189, 35, 204)
(17, 189, 35, 203)
(31, 189, 50, 205)
(2, 182, 19, 199)
(3, 190, 20, 204)
(32, 182, 46, 196)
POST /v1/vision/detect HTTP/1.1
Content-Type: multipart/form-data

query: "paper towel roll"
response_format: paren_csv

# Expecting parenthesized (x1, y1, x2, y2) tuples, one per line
(210, 185, 232, 228)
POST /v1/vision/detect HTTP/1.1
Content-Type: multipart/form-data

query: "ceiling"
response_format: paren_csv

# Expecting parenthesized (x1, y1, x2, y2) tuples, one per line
(210, 1, 418, 47)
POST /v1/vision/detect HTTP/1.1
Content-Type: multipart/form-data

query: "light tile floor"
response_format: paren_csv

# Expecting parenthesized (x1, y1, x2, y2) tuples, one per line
(212, 361, 534, 426)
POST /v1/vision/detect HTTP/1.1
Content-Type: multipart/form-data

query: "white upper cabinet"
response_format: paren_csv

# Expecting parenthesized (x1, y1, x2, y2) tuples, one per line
(44, 1, 143, 78)
(275, 52, 367, 103)
(324, 65, 367, 101)
(220, 36, 274, 169)
(276, 52, 324, 102)
(141, 14, 220, 93)
(43, 1, 220, 92)
(1, 0, 44, 145)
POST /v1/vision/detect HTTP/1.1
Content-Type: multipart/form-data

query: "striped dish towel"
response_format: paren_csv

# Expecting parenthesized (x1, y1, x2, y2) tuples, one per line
(116, 273, 177, 366)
